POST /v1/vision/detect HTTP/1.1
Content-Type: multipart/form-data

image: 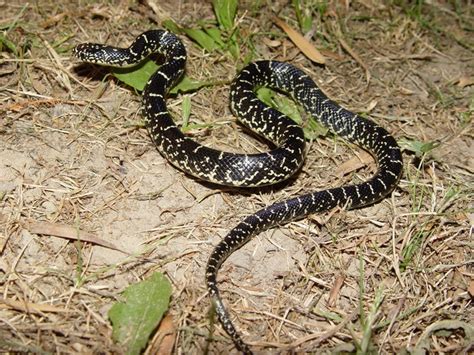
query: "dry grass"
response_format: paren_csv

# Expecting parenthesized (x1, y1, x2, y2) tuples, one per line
(1, 0, 473, 354)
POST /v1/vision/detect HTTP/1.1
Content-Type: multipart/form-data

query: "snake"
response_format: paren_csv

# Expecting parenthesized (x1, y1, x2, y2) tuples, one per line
(74, 29, 403, 353)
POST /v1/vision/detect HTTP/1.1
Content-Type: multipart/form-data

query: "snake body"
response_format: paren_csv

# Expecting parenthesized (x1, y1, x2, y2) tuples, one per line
(74, 30, 403, 353)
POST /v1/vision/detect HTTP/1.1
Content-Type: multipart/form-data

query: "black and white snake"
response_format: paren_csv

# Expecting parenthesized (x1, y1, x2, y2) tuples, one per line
(74, 30, 403, 353)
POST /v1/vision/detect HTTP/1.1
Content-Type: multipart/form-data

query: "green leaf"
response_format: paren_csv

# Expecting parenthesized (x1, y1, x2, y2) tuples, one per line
(162, 19, 181, 34)
(305, 116, 329, 140)
(213, 0, 238, 31)
(181, 27, 220, 52)
(256, 87, 327, 140)
(111, 58, 159, 91)
(226, 32, 240, 59)
(181, 95, 191, 128)
(169, 76, 215, 94)
(400, 229, 428, 271)
(257, 87, 301, 122)
(399, 138, 439, 158)
(181, 122, 217, 133)
(292, 0, 315, 33)
(109, 58, 213, 94)
(204, 27, 226, 48)
(0, 33, 18, 55)
(109, 272, 172, 355)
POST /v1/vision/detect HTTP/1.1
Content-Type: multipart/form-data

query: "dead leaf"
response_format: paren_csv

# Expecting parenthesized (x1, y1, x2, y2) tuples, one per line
(41, 12, 67, 28)
(468, 280, 474, 298)
(319, 49, 345, 61)
(0, 232, 7, 253)
(327, 274, 345, 307)
(145, 314, 176, 355)
(334, 151, 374, 177)
(399, 87, 415, 95)
(457, 76, 474, 88)
(366, 99, 378, 112)
(4, 98, 86, 113)
(273, 17, 326, 64)
(0, 297, 71, 314)
(26, 221, 128, 254)
(262, 37, 282, 48)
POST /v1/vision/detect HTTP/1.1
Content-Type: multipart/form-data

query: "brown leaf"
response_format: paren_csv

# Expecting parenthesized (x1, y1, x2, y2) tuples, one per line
(145, 314, 176, 355)
(40, 12, 67, 28)
(334, 151, 374, 177)
(327, 274, 345, 307)
(273, 17, 326, 64)
(26, 221, 128, 254)
(468, 280, 474, 298)
(0, 297, 71, 314)
(320, 49, 345, 61)
(457, 76, 474, 88)
(0, 232, 7, 253)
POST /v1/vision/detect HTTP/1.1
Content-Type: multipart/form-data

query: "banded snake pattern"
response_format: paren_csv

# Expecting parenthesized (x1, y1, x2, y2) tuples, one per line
(73, 29, 403, 354)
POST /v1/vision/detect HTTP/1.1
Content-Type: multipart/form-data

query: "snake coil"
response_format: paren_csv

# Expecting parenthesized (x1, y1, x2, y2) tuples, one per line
(74, 30, 403, 354)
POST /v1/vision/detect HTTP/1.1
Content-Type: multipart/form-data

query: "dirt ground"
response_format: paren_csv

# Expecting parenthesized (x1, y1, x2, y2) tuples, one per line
(1, 0, 473, 354)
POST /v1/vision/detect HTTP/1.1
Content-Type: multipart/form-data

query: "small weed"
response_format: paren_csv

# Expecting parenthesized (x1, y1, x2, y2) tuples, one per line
(0, 2, 29, 55)
(292, 0, 314, 33)
(162, 0, 240, 59)
(0, 32, 18, 55)
(458, 96, 473, 127)
(293, 0, 328, 34)
(359, 288, 385, 353)
(400, 227, 431, 272)
(399, 138, 439, 160)
(256, 87, 328, 139)
(346, 256, 384, 353)
(395, 0, 473, 50)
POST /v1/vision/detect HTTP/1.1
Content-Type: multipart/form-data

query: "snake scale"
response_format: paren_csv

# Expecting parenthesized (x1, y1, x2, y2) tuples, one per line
(74, 30, 403, 353)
